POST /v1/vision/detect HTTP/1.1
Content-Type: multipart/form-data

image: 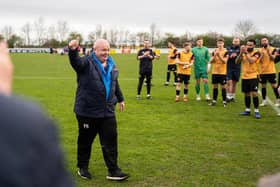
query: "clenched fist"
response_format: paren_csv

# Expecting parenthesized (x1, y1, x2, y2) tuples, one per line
(68, 39, 80, 50)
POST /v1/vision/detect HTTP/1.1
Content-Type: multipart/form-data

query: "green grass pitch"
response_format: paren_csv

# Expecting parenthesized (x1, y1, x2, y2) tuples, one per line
(11, 53, 280, 187)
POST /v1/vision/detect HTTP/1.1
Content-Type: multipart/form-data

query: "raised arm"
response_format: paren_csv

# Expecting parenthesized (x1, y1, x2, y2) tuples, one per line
(68, 39, 89, 72)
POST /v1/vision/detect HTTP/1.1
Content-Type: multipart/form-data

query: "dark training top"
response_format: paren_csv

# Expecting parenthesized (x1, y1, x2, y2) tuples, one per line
(227, 45, 241, 70)
(137, 48, 155, 74)
(0, 95, 74, 187)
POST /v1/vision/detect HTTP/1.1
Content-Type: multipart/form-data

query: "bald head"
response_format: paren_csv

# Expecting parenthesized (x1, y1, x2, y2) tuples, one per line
(93, 39, 110, 49)
(93, 39, 110, 63)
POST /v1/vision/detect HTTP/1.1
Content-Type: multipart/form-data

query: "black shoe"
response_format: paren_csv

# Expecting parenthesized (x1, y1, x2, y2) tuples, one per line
(78, 167, 92, 179)
(106, 169, 130, 181)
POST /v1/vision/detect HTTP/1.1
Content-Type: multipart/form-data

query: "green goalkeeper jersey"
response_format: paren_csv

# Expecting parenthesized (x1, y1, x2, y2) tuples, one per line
(192, 46, 210, 72)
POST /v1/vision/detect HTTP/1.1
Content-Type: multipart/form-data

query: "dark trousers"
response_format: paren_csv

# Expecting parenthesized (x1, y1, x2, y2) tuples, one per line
(137, 72, 152, 95)
(76, 115, 119, 172)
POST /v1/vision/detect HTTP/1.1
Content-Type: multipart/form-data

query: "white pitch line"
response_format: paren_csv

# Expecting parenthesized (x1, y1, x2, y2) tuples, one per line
(258, 90, 280, 116)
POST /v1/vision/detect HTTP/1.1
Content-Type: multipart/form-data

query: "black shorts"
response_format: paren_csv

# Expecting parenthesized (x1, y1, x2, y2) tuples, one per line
(259, 74, 277, 84)
(167, 64, 177, 71)
(241, 78, 259, 93)
(212, 74, 227, 85)
(177, 74, 190, 84)
(227, 68, 241, 82)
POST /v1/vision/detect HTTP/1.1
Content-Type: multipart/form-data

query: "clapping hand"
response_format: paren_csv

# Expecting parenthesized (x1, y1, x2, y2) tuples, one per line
(240, 45, 247, 54)
(144, 51, 150, 56)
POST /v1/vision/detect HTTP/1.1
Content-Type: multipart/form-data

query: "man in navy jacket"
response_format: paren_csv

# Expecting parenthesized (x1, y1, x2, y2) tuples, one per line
(68, 39, 129, 181)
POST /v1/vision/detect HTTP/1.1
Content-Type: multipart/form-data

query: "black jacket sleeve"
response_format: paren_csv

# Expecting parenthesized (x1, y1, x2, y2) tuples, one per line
(150, 49, 155, 60)
(115, 80, 124, 103)
(137, 49, 142, 59)
(68, 48, 89, 73)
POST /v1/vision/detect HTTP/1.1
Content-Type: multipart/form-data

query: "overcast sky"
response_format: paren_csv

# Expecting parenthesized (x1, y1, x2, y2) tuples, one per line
(0, 0, 279, 36)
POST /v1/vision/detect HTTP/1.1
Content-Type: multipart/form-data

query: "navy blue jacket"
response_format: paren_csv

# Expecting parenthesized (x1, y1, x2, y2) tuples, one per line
(68, 49, 124, 118)
(0, 95, 74, 187)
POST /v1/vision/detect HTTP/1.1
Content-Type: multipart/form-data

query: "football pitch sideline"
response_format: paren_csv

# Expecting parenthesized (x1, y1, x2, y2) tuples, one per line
(11, 53, 280, 187)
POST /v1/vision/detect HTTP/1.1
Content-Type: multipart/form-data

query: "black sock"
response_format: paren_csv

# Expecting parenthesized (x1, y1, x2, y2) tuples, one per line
(222, 88, 226, 102)
(184, 89, 188, 95)
(261, 88, 266, 100)
(176, 90, 180, 96)
(147, 84, 151, 95)
(253, 96, 259, 109)
(174, 72, 178, 83)
(166, 72, 170, 82)
(245, 96, 251, 109)
(273, 87, 280, 99)
(213, 88, 218, 101)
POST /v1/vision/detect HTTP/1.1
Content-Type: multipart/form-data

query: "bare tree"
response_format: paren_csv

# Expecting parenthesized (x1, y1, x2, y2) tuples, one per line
(34, 17, 46, 46)
(1, 25, 13, 40)
(118, 28, 125, 45)
(57, 20, 69, 42)
(150, 23, 156, 45)
(102, 31, 108, 40)
(95, 24, 102, 39)
(128, 33, 137, 48)
(109, 28, 118, 47)
(47, 25, 57, 42)
(88, 32, 96, 44)
(21, 22, 32, 46)
(234, 20, 257, 40)
(154, 29, 162, 46)
(124, 30, 130, 44)
(136, 32, 150, 44)
(67, 32, 83, 43)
